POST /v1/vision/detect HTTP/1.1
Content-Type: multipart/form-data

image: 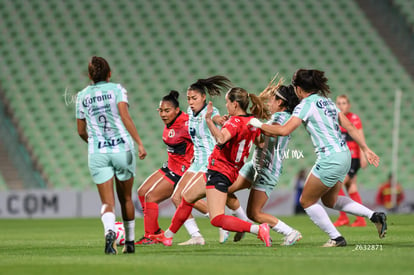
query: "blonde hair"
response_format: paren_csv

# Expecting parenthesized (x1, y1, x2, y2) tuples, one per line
(337, 94, 350, 103)
(259, 73, 285, 100)
(226, 87, 270, 120)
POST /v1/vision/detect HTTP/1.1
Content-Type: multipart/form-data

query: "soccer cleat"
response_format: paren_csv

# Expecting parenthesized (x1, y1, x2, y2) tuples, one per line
(149, 232, 173, 246)
(281, 230, 302, 246)
(257, 223, 272, 247)
(135, 236, 159, 245)
(322, 236, 347, 247)
(104, 230, 118, 254)
(219, 228, 230, 244)
(333, 218, 350, 227)
(233, 231, 245, 242)
(178, 236, 205, 246)
(351, 218, 367, 227)
(370, 212, 387, 238)
(122, 240, 135, 253)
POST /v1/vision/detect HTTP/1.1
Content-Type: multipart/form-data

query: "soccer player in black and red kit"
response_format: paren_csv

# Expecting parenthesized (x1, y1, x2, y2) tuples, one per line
(151, 87, 273, 247)
(333, 94, 368, 227)
(136, 90, 195, 244)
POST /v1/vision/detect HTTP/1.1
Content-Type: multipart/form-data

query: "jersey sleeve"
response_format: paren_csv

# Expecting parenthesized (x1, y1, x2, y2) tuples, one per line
(115, 84, 128, 104)
(351, 114, 363, 129)
(272, 113, 286, 125)
(222, 117, 239, 138)
(75, 92, 85, 119)
(292, 100, 311, 122)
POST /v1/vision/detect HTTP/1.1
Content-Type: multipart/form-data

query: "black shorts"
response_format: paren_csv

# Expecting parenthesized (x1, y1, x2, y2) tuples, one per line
(205, 169, 232, 193)
(159, 165, 181, 186)
(348, 158, 361, 178)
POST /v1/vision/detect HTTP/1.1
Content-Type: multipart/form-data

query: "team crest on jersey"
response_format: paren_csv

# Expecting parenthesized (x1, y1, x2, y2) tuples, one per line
(168, 129, 175, 138)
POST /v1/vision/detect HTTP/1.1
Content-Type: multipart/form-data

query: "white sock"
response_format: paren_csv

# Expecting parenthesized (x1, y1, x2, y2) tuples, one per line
(272, 220, 294, 236)
(101, 212, 116, 235)
(184, 218, 202, 237)
(333, 196, 374, 218)
(304, 204, 341, 239)
(232, 206, 248, 221)
(164, 229, 175, 238)
(250, 224, 259, 235)
(123, 220, 135, 242)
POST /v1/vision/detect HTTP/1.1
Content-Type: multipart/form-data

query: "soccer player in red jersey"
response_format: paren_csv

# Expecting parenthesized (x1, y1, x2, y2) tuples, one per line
(151, 87, 273, 247)
(333, 94, 368, 227)
(136, 90, 195, 244)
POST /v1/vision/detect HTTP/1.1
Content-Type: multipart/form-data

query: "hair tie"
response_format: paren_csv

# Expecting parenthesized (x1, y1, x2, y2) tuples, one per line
(275, 91, 287, 101)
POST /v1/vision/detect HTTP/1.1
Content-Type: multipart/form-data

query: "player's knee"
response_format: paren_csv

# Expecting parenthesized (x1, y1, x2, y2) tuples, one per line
(321, 198, 335, 208)
(246, 207, 259, 222)
(299, 196, 311, 209)
(171, 192, 181, 207)
(137, 186, 146, 197)
(210, 214, 224, 228)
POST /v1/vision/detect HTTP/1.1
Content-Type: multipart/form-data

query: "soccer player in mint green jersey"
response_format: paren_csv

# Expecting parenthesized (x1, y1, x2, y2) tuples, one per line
(229, 82, 302, 246)
(153, 76, 248, 245)
(76, 56, 147, 254)
(249, 69, 387, 247)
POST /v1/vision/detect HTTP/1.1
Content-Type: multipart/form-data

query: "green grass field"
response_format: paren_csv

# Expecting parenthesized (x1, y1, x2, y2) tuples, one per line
(1, 214, 413, 275)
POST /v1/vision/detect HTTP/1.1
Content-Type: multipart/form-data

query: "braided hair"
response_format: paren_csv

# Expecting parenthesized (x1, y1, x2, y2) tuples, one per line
(88, 56, 111, 83)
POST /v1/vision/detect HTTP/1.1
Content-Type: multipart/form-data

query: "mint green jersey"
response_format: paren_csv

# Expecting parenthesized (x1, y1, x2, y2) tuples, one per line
(76, 82, 134, 154)
(252, 111, 291, 179)
(187, 104, 220, 168)
(292, 94, 347, 157)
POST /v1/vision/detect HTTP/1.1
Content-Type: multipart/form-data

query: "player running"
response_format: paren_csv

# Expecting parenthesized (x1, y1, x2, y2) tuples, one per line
(228, 79, 302, 246)
(333, 94, 367, 227)
(136, 90, 195, 244)
(76, 56, 147, 254)
(249, 69, 387, 247)
(151, 87, 273, 247)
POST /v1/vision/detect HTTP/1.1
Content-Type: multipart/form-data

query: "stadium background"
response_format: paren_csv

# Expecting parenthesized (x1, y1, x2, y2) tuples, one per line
(0, 0, 413, 217)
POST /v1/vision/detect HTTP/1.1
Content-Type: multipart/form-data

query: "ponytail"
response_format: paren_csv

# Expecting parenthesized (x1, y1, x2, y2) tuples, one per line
(188, 75, 232, 97)
(249, 93, 270, 120)
(162, 90, 180, 108)
(226, 88, 270, 120)
(88, 56, 111, 83)
(292, 69, 330, 97)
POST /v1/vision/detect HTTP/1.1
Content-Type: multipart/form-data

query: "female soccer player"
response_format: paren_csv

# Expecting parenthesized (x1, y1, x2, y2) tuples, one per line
(228, 82, 302, 246)
(249, 69, 387, 247)
(167, 76, 248, 245)
(152, 87, 272, 247)
(333, 94, 368, 227)
(76, 56, 147, 254)
(136, 90, 195, 245)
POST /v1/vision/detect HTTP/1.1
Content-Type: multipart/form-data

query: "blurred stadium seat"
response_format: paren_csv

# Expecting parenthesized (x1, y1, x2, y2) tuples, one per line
(0, 0, 412, 189)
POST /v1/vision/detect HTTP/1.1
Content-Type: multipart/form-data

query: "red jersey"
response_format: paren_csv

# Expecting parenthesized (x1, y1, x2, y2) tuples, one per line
(208, 115, 261, 182)
(162, 111, 194, 176)
(340, 112, 362, 158)
(376, 181, 405, 209)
